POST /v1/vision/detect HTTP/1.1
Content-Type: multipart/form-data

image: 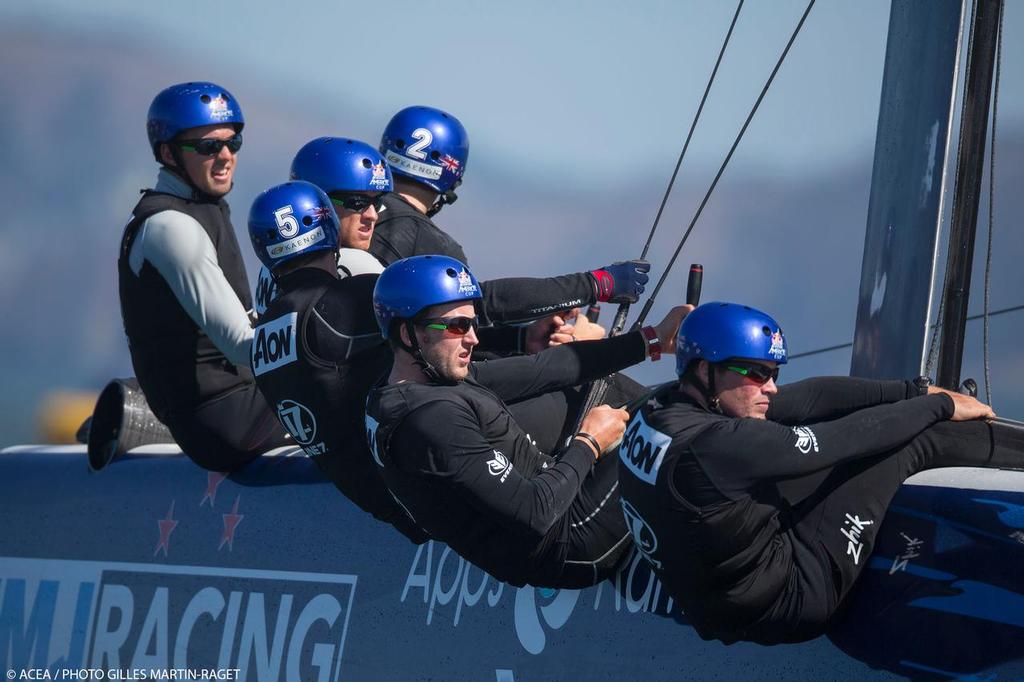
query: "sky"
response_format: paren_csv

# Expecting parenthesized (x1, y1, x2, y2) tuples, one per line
(3, 0, 913, 182)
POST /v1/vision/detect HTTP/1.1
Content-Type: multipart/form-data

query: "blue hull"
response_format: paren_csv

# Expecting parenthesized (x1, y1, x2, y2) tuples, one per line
(1, 447, 1022, 681)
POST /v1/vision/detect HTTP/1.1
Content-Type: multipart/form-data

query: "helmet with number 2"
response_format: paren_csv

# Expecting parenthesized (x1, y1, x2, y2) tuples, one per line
(380, 106, 469, 194)
(248, 181, 340, 272)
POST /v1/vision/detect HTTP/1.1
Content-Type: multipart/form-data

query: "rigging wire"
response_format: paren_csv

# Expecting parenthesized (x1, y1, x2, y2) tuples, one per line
(982, 0, 1004, 405)
(789, 301, 1024, 361)
(633, 0, 816, 329)
(571, 1, 745, 432)
(639, 0, 745, 260)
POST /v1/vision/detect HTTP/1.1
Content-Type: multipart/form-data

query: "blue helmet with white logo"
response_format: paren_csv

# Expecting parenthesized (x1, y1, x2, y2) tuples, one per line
(380, 106, 469, 195)
(248, 181, 340, 272)
(675, 302, 788, 376)
(147, 82, 244, 161)
(373, 255, 482, 339)
(290, 137, 393, 194)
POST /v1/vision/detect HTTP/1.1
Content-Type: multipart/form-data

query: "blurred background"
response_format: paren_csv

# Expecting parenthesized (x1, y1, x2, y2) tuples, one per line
(1, 0, 1022, 445)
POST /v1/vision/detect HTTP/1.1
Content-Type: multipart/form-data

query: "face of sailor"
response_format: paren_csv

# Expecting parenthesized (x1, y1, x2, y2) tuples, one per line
(412, 301, 479, 382)
(160, 124, 239, 197)
(706, 360, 779, 419)
(334, 192, 383, 250)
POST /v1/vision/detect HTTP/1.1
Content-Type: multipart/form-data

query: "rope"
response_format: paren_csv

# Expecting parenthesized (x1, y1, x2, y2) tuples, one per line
(633, 0, 817, 329)
(790, 302, 1024, 361)
(640, 0, 745, 260)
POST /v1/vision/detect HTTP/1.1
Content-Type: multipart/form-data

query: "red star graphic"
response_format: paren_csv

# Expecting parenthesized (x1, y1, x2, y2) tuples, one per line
(154, 500, 178, 557)
(200, 471, 228, 507)
(219, 495, 244, 551)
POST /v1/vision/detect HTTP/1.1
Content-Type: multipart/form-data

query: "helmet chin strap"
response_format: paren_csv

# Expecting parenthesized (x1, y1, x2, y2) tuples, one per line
(691, 362, 724, 414)
(400, 320, 445, 384)
(426, 181, 461, 218)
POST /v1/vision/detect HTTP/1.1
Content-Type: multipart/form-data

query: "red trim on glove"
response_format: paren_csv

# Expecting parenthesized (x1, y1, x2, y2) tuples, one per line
(591, 269, 614, 302)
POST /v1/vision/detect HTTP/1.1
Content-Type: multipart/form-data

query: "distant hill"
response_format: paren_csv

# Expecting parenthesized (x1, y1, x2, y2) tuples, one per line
(2, 26, 1023, 445)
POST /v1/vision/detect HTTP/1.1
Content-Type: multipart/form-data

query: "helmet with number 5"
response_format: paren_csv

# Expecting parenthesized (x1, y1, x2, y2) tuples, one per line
(248, 181, 340, 272)
(380, 106, 469, 195)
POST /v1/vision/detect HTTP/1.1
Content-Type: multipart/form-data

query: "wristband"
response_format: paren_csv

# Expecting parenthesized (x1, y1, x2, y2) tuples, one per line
(574, 432, 602, 458)
(640, 326, 662, 361)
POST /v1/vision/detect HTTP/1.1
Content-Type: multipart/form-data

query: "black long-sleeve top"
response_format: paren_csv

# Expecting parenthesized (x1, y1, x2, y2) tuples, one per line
(617, 377, 952, 643)
(366, 333, 647, 586)
(368, 192, 597, 349)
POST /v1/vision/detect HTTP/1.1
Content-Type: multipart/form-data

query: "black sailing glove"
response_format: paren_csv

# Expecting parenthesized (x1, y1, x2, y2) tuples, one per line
(589, 259, 651, 304)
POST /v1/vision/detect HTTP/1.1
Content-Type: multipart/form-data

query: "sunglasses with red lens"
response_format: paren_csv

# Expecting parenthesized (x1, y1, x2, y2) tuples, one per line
(418, 316, 479, 336)
(178, 133, 243, 156)
(724, 362, 779, 385)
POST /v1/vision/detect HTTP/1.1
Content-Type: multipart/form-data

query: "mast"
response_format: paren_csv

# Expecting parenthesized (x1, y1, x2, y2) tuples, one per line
(850, 0, 966, 380)
(935, 0, 1004, 389)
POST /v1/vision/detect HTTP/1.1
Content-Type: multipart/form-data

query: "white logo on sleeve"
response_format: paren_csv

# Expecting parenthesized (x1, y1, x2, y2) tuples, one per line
(251, 312, 298, 375)
(365, 414, 382, 467)
(487, 450, 512, 482)
(792, 426, 819, 454)
(254, 265, 278, 317)
(619, 412, 672, 485)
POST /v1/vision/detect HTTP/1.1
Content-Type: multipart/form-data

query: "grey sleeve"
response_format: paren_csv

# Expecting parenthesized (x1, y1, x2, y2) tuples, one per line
(135, 210, 254, 365)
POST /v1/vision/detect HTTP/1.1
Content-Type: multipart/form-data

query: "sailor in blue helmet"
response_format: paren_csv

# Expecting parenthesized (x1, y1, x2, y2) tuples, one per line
(247, 180, 426, 543)
(616, 302, 1024, 645)
(116, 81, 289, 471)
(365, 255, 692, 588)
(253, 137, 394, 316)
(370, 106, 647, 445)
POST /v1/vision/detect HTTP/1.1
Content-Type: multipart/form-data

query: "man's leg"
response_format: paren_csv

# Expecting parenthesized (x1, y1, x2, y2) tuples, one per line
(794, 419, 1024, 610)
(167, 382, 291, 471)
(560, 452, 632, 587)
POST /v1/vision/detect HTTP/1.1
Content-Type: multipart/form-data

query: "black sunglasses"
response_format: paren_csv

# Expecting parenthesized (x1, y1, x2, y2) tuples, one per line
(330, 193, 385, 213)
(723, 362, 779, 385)
(178, 133, 243, 156)
(417, 316, 479, 336)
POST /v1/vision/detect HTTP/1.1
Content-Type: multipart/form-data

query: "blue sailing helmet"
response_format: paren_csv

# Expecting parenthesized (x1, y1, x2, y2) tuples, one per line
(248, 181, 340, 272)
(373, 255, 482, 338)
(675, 302, 788, 376)
(290, 137, 393, 194)
(146, 82, 244, 161)
(379, 106, 469, 194)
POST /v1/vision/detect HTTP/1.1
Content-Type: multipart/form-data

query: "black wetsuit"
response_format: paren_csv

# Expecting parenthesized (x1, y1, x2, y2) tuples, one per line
(119, 188, 288, 470)
(369, 192, 595, 330)
(617, 377, 1024, 644)
(251, 267, 430, 543)
(366, 333, 650, 588)
(366, 191, 644, 445)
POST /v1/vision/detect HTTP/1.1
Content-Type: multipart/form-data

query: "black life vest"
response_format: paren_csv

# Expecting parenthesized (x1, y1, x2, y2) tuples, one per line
(118, 191, 253, 419)
(252, 268, 427, 543)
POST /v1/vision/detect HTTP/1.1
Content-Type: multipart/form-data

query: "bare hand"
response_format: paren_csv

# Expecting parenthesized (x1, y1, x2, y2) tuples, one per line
(525, 309, 608, 353)
(549, 308, 606, 347)
(651, 304, 695, 355)
(578, 404, 629, 458)
(945, 392, 996, 421)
